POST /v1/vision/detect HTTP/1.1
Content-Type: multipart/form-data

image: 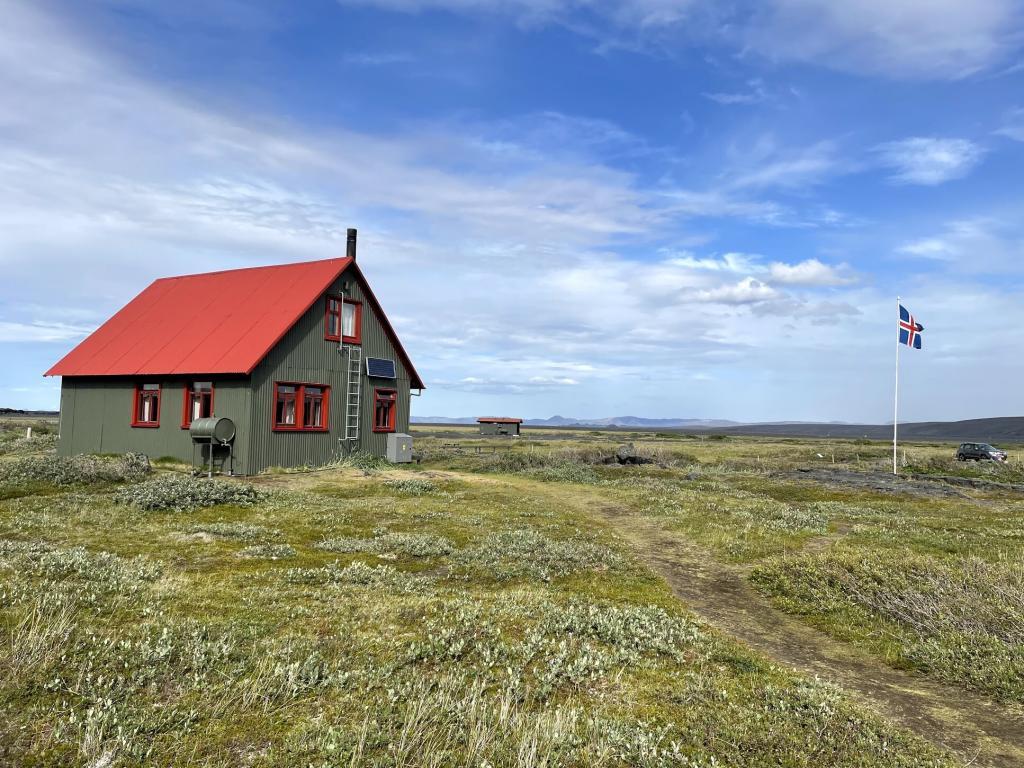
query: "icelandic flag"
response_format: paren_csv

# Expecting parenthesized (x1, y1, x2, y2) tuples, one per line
(899, 304, 923, 349)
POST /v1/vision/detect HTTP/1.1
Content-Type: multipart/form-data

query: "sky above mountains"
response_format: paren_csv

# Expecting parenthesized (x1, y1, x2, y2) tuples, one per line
(3, 0, 1024, 421)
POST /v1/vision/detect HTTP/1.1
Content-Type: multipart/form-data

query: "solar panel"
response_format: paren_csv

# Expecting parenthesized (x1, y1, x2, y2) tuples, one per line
(366, 357, 397, 379)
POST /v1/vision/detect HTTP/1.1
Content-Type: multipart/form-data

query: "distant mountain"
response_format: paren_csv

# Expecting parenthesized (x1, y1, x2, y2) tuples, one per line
(525, 415, 741, 428)
(411, 415, 740, 428)
(410, 416, 477, 425)
(705, 417, 1024, 442)
(410, 415, 1024, 442)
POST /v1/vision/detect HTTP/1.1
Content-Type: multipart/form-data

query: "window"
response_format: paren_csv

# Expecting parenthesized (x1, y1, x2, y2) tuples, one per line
(275, 384, 297, 428)
(324, 298, 342, 341)
(132, 383, 161, 427)
(274, 382, 329, 431)
(303, 386, 325, 429)
(325, 297, 362, 344)
(342, 300, 361, 343)
(182, 381, 214, 428)
(373, 388, 397, 433)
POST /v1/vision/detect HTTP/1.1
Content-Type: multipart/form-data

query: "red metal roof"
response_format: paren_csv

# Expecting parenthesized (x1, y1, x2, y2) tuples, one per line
(477, 417, 523, 424)
(45, 258, 425, 389)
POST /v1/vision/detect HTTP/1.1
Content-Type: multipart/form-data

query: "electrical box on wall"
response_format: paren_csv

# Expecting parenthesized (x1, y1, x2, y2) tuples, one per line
(386, 433, 413, 463)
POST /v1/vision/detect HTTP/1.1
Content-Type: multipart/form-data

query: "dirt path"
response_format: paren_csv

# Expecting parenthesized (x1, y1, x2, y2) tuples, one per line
(593, 505, 1024, 768)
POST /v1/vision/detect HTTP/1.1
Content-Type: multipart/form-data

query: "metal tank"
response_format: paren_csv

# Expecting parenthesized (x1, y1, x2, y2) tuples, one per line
(190, 417, 236, 476)
(189, 416, 236, 444)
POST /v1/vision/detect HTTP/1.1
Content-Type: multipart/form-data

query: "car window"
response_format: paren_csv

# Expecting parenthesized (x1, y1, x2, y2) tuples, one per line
(979, 444, 994, 451)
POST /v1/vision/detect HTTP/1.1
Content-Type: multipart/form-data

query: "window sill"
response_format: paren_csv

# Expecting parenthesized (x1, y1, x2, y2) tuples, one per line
(342, 336, 361, 345)
(131, 423, 160, 428)
(372, 427, 396, 433)
(273, 426, 329, 433)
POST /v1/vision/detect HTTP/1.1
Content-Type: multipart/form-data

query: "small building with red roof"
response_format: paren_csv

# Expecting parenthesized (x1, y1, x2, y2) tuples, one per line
(46, 230, 424, 473)
(477, 417, 523, 437)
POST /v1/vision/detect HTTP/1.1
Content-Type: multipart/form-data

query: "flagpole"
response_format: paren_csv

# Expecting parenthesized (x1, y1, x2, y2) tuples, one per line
(893, 295, 900, 476)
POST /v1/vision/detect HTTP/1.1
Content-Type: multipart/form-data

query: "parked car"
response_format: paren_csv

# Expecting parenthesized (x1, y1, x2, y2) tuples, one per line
(956, 442, 1008, 462)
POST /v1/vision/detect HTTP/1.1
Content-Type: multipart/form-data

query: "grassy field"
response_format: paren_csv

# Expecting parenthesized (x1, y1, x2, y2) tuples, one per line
(1, 419, 1022, 766)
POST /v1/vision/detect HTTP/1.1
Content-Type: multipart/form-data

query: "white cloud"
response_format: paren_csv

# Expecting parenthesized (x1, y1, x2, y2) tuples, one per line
(874, 137, 985, 185)
(692, 277, 780, 304)
(703, 79, 769, 105)
(666, 252, 760, 273)
(0, 321, 93, 343)
(339, 0, 1023, 79)
(343, 51, 417, 66)
(741, 0, 1020, 79)
(768, 259, 855, 286)
(338, 0, 701, 28)
(751, 298, 861, 323)
(658, 188, 787, 224)
(529, 376, 579, 385)
(726, 140, 844, 191)
(897, 238, 954, 259)
(896, 218, 1024, 271)
(994, 107, 1024, 141)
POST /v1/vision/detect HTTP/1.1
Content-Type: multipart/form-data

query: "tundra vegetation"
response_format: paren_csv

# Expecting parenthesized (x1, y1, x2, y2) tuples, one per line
(1, 416, 1022, 766)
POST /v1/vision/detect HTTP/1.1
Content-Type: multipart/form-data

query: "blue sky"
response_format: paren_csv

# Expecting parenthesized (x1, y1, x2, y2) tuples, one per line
(3, 0, 1024, 422)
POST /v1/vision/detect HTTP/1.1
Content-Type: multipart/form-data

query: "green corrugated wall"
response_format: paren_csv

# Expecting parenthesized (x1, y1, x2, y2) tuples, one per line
(56, 378, 252, 471)
(246, 267, 413, 470)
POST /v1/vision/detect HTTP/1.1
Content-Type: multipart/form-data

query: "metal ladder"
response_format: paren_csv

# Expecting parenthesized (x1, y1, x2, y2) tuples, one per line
(344, 346, 362, 441)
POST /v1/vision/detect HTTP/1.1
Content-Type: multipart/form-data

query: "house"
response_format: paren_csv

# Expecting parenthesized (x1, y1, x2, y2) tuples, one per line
(477, 417, 522, 437)
(45, 230, 425, 474)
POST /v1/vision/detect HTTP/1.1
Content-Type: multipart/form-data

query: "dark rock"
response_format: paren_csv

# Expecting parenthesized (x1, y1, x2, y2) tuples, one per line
(616, 443, 636, 462)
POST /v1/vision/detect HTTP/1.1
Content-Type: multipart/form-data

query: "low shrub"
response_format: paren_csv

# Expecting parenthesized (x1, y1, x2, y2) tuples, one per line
(0, 433, 59, 456)
(0, 452, 151, 487)
(115, 475, 267, 512)
(338, 451, 391, 471)
(526, 462, 600, 484)
(458, 529, 623, 581)
(316, 531, 454, 557)
(731, 495, 828, 534)
(382, 477, 437, 495)
(188, 521, 282, 542)
(283, 560, 425, 592)
(0, 540, 162, 595)
(752, 552, 1024, 701)
(409, 597, 708, 700)
(465, 444, 694, 483)
(471, 451, 600, 484)
(904, 455, 1024, 482)
(538, 602, 705, 662)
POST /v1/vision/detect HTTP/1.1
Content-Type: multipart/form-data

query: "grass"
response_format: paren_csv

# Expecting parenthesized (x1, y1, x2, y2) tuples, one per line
(3, 420, 1021, 765)
(409, 429, 1024, 706)
(751, 552, 1024, 701)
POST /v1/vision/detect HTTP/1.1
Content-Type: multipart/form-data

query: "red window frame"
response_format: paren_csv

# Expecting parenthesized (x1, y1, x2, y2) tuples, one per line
(373, 388, 397, 433)
(302, 385, 327, 430)
(324, 297, 362, 345)
(131, 383, 161, 428)
(324, 297, 342, 341)
(181, 381, 215, 429)
(273, 382, 330, 432)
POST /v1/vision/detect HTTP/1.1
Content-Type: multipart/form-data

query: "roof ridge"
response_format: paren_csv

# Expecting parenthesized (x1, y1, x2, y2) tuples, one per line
(155, 256, 350, 282)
